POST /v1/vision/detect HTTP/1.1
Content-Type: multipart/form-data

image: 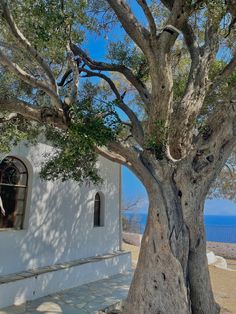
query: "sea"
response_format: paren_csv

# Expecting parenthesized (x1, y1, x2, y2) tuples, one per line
(123, 212, 236, 243)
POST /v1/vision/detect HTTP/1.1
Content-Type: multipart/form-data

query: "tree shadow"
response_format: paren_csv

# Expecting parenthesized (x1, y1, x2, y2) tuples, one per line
(0, 141, 128, 307)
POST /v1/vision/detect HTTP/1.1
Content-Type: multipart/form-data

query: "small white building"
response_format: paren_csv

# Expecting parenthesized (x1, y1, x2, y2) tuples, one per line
(0, 142, 131, 309)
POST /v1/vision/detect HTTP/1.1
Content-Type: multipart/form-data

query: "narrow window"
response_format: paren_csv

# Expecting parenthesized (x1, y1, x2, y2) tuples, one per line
(94, 193, 101, 227)
(0, 157, 28, 230)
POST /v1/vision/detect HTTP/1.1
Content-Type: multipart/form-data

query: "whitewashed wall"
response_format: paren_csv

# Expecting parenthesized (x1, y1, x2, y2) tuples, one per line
(0, 142, 121, 276)
(0, 252, 131, 308)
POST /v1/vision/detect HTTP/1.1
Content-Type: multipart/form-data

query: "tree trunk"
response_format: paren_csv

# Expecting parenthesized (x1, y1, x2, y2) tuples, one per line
(122, 165, 220, 314)
(187, 203, 220, 314)
(188, 233, 220, 314)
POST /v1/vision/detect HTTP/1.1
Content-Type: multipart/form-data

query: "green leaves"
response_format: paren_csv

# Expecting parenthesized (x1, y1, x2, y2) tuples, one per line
(0, 116, 40, 153)
(0, 96, 121, 184)
(201, 59, 236, 115)
(1, 0, 235, 186)
(9, 0, 88, 63)
(40, 100, 120, 183)
(40, 125, 102, 184)
(107, 36, 149, 81)
(145, 120, 169, 160)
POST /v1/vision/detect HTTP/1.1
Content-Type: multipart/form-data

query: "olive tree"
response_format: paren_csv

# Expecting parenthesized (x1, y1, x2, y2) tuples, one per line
(0, 0, 236, 313)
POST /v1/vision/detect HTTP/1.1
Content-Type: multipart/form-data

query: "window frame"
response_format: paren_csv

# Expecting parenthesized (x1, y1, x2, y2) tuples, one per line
(93, 192, 105, 228)
(0, 156, 29, 231)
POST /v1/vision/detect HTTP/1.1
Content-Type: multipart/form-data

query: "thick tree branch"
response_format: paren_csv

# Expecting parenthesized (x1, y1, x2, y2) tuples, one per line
(106, 0, 151, 56)
(0, 97, 66, 129)
(0, 99, 131, 167)
(107, 140, 159, 189)
(95, 146, 129, 166)
(58, 69, 73, 87)
(203, 21, 218, 56)
(169, 10, 222, 159)
(158, 0, 205, 54)
(0, 98, 41, 122)
(80, 67, 144, 144)
(0, 40, 18, 51)
(200, 7, 224, 63)
(169, 50, 211, 159)
(198, 89, 236, 149)
(145, 1, 193, 132)
(189, 90, 236, 181)
(182, 22, 199, 62)
(0, 50, 62, 109)
(69, 42, 150, 106)
(136, 0, 157, 41)
(80, 68, 120, 98)
(96, 141, 158, 191)
(65, 46, 79, 105)
(160, 0, 173, 10)
(192, 92, 236, 192)
(0, 0, 57, 91)
(0, 112, 18, 123)
(158, 1, 188, 54)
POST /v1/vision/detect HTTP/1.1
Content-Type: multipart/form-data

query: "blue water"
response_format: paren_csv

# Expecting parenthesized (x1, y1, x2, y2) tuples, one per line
(123, 212, 236, 243)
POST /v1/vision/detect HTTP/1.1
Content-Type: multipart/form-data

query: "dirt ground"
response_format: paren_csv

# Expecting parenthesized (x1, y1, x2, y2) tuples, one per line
(122, 242, 236, 314)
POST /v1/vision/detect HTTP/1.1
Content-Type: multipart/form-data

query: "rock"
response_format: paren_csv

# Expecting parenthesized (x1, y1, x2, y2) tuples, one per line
(207, 251, 217, 265)
(207, 251, 228, 270)
(214, 256, 228, 270)
(122, 232, 142, 247)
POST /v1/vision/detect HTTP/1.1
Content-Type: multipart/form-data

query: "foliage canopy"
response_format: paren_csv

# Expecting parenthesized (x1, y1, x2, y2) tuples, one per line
(0, 0, 235, 191)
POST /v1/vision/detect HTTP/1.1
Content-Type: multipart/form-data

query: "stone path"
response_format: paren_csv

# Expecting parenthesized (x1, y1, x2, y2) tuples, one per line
(0, 272, 133, 314)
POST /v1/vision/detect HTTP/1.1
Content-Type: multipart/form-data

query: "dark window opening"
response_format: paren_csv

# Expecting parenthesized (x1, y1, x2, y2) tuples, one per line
(94, 193, 101, 227)
(0, 157, 28, 230)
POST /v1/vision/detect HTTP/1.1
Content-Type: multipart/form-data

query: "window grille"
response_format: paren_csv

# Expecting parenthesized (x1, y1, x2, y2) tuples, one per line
(0, 157, 28, 230)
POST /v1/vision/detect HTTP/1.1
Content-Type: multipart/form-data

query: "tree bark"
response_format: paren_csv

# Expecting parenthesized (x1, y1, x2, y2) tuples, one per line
(187, 203, 220, 314)
(122, 162, 220, 314)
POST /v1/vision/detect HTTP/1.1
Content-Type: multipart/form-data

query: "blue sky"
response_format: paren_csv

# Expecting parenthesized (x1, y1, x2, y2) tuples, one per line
(204, 199, 236, 216)
(122, 166, 236, 216)
(83, 5, 236, 217)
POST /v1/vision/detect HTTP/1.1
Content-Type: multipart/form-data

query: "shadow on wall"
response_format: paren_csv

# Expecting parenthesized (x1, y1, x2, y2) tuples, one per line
(0, 142, 121, 278)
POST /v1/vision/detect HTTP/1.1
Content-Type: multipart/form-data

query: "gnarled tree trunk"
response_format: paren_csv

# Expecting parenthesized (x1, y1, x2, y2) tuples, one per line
(123, 159, 220, 314)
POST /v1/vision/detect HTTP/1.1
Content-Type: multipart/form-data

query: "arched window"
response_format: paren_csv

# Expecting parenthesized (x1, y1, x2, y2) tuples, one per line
(94, 192, 102, 227)
(0, 157, 28, 230)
